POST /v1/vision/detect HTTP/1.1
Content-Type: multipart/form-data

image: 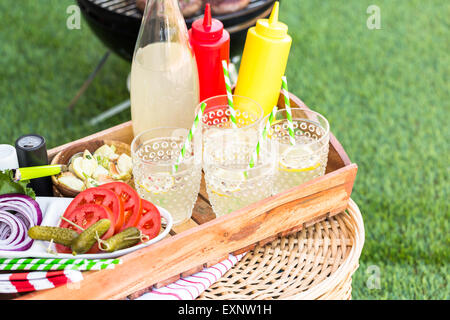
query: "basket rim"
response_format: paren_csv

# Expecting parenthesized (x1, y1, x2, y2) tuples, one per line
(198, 198, 365, 300)
(292, 198, 365, 299)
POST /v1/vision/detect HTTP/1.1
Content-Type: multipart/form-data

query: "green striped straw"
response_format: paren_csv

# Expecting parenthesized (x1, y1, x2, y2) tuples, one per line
(281, 76, 296, 145)
(0, 258, 121, 271)
(172, 102, 207, 173)
(221, 60, 238, 129)
(244, 105, 278, 178)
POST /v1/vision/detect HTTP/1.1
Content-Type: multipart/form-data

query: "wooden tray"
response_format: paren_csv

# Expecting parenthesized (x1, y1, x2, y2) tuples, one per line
(20, 93, 357, 300)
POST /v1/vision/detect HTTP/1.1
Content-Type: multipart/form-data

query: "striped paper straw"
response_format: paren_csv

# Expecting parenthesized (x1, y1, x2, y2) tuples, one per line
(281, 76, 296, 145)
(81, 258, 122, 271)
(0, 270, 83, 293)
(172, 102, 207, 173)
(0, 258, 121, 271)
(245, 106, 278, 178)
(221, 60, 238, 128)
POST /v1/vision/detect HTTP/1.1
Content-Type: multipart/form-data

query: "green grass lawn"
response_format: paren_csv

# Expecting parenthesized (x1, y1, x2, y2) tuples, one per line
(0, 0, 448, 299)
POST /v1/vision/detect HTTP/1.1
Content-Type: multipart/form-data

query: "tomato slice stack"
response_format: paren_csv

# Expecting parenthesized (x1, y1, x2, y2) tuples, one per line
(98, 182, 141, 232)
(56, 181, 161, 254)
(64, 187, 124, 230)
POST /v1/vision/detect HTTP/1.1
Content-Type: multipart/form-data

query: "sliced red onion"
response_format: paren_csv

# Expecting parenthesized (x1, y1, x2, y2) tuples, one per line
(0, 194, 42, 251)
(0, 211, 33, 251)
(0, 194, 42, 225)
(0, 224, 9, 237)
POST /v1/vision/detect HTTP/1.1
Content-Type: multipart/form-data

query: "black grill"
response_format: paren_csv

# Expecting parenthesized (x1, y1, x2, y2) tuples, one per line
(77, 0, 277, 61)
(86, 0, 142, 18)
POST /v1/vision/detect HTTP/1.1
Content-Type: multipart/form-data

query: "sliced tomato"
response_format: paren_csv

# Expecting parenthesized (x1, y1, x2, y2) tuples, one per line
(64, 187, 124, 233)
(56, 203, 115, 254)
(99, 182, 141, 231)
(136, 199, 161, 240)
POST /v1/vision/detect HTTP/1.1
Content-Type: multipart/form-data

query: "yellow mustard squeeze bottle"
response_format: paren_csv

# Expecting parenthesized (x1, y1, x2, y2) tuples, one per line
(234, 2, 292, 116)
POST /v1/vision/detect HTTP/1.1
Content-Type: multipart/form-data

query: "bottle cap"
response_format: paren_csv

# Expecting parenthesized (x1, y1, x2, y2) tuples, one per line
(255, 2, 288, 39)
(191, 3, 224, 41)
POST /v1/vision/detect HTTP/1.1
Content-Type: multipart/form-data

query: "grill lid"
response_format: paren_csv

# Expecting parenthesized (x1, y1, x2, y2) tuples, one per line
(85, 0, 275, 22)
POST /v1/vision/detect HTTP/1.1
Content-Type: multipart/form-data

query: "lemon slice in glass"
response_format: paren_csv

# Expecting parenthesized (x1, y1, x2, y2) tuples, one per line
(207, 169, 244, 197)
(139, 172, 175, 195)
(279, 144, 321, 172)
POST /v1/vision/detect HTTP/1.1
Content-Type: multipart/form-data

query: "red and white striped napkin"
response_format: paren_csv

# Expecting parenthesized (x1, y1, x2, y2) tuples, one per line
(0, 270, 83, 293)
(0, 253, 243, 296)
(136, 253, 246, 300)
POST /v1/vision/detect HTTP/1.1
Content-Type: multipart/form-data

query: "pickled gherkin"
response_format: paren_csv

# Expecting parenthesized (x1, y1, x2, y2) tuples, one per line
(71, 219, 111, 255)
(28, 226, 79, 247)
(101, 227, 141, 252)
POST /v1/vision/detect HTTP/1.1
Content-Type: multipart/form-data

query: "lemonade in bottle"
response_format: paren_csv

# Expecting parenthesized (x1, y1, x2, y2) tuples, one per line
(130, 0, 199, 136)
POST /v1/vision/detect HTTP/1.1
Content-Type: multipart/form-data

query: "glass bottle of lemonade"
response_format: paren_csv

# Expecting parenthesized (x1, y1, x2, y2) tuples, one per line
(130, 0, 199, 136)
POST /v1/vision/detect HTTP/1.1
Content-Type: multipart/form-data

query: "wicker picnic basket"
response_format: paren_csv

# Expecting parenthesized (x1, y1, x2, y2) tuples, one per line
(198, 198, 364, 300)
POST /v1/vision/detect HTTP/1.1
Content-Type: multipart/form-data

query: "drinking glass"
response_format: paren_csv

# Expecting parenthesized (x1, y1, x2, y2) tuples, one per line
(267, 108, 330, 194)
(199, 95, 276, 217)
(131, 127, 202, 226)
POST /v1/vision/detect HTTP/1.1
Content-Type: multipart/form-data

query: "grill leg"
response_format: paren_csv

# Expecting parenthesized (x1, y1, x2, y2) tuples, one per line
(89, 99, 131, 126)
(66, 51, 111, 111)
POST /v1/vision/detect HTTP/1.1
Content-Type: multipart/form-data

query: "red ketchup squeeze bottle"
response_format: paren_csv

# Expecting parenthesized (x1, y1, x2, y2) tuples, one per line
(189, 4, 230, 102)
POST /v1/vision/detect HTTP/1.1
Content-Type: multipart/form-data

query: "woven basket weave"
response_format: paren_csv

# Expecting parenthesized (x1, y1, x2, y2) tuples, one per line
(198, 198, 365, 300)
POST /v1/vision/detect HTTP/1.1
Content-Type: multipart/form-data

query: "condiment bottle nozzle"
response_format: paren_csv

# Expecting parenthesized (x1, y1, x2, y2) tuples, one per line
(203, 3, 212, 29)
(269, 1, 279, 25)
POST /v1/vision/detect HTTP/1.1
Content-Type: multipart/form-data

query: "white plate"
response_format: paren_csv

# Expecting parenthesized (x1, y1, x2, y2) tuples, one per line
(0, 196, 173, 259)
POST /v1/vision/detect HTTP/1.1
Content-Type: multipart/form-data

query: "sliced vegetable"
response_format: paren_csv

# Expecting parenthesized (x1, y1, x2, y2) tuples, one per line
(0, 211, 32, 251)
(0, 194, 42, 227)
(63, 187, 124, 232)
(0, 194, 42, 251)
(56, 204, 115, 254)
(135, 199, 161, 240)
(99, 182, 141, 231)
